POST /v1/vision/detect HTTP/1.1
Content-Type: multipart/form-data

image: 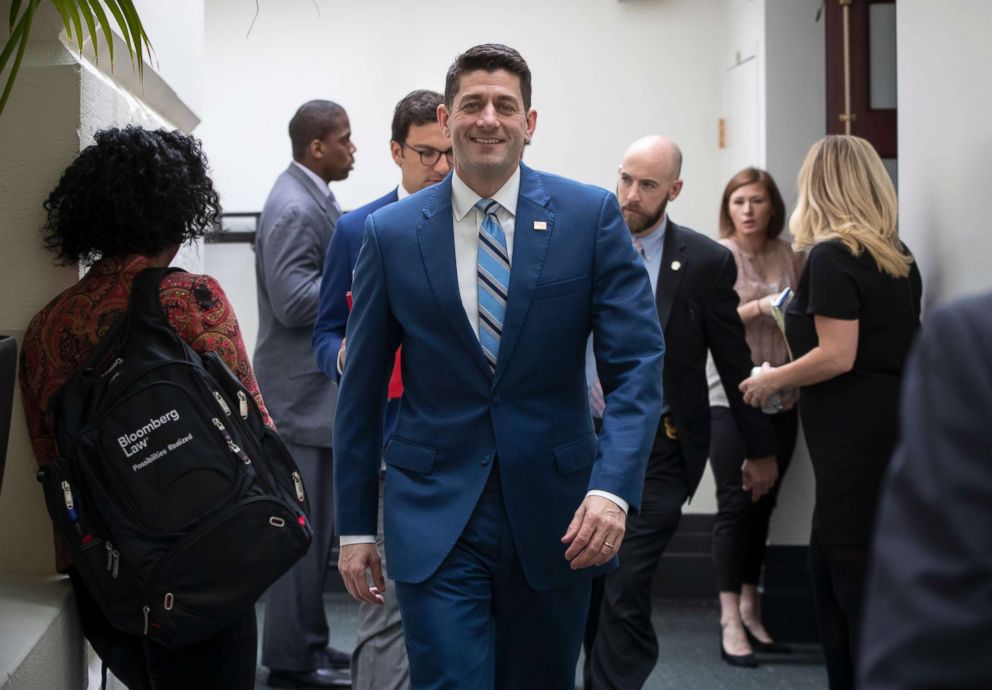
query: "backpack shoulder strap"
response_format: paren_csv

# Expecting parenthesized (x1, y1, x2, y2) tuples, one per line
(129, 267, 186, 324)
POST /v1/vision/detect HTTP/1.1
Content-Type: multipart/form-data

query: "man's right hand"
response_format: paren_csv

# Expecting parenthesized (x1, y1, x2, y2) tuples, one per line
(336, 337, 347, 374)
(338, 542, 385, 605)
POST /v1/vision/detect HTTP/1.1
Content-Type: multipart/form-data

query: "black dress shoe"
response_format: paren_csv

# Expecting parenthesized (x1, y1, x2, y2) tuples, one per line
(267, 665, 352, 688)
(325, 644, 351, 669)
(744, 626, 792, 654)
(720, 634, 759, 668)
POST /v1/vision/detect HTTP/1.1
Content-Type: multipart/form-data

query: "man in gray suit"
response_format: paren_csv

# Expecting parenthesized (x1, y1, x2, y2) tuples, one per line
(255, 99, 356, 688)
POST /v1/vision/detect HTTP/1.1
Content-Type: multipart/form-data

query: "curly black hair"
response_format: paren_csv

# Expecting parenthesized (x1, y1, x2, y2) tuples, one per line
(42, 126, 222, 265)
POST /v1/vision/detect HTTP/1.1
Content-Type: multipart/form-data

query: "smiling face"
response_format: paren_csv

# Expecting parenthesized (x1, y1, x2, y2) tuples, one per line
(728, 182, 774, 239)
(437, 69, 537, 194)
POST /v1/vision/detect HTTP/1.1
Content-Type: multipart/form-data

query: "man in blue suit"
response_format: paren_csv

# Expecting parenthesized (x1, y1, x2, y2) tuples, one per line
(333, 44, 665, 690)
(314, 89, 450, 690)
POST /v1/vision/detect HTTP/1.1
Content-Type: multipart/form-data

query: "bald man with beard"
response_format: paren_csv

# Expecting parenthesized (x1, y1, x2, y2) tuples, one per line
(583, 136, 778, 689)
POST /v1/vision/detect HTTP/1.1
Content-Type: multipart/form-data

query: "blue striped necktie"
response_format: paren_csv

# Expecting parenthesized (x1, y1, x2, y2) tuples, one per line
(475, 198, 510, 372)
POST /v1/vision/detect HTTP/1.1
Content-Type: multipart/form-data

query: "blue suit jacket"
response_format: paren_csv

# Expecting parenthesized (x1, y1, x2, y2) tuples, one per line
(333, 164, 665, 591)
(313, 188, 400, 440)
(314, 189, 399, 381)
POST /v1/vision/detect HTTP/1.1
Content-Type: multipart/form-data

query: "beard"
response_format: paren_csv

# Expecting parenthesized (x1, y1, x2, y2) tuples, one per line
(623, 198, 668, 234)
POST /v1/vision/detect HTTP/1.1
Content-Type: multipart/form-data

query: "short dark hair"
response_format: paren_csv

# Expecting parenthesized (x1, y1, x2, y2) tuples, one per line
(444, 44, 532, 110)
(289, 100, 346, 160)
(391, 90, 443, 144)
(719, 167, 787, 239)
(42, 126, 221, 265)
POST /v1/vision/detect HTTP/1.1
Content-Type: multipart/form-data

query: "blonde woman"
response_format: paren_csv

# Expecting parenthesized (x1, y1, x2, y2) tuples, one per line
(709, 168, 804, 665)
(740, 135, 922, 690)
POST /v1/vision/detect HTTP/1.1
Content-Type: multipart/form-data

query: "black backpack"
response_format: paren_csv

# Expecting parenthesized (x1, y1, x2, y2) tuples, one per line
(38, 267, 312, 649)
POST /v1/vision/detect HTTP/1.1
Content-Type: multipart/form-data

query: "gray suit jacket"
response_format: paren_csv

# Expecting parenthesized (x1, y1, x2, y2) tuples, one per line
(253, 163, 340, 447)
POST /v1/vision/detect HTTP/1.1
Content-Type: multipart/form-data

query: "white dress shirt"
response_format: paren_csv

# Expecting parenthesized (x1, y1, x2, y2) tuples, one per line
(292, 161, 331, 198)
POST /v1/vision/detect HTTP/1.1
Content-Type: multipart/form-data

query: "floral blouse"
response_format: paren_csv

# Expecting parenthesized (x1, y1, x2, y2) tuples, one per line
(19, 255, 270, 571)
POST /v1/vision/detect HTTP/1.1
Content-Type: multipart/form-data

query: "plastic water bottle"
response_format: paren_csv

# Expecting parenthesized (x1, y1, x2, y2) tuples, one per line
(750, 366, 782, 414)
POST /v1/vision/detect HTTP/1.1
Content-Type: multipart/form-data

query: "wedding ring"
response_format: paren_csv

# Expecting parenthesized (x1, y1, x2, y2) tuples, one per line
(603, 541, 615, 551)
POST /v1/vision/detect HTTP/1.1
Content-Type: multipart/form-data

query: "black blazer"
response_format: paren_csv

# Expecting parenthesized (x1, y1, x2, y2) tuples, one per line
(859, 292, 992, 689)
(658, 221, 776, 494)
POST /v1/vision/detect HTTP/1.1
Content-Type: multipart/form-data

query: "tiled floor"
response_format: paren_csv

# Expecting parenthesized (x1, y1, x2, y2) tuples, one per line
(254, 595, 828, 690)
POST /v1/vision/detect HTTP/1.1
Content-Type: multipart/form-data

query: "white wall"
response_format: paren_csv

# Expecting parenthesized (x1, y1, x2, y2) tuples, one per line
(200, 0, 728, 233)
(131, 0, 205, 118)
(764, 0, 825, 211)
(762, 0, 824, 544)
(897, 1, 992, 306)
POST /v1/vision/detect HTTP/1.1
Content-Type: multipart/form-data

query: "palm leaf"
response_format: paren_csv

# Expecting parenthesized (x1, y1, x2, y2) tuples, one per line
(0, 0, 39, 115)
(9, 0, 25, 29)
(50, 0, 83, 52)
(102, 0, 133, 66)
(75, 0, 98, 59)
(113, 0, 149, 79)
(84, 0, 113, 66)
(0, 0, 152, 117)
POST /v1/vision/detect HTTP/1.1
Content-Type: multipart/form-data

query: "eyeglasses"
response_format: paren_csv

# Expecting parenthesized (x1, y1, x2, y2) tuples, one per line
(402, 143, 454, 167)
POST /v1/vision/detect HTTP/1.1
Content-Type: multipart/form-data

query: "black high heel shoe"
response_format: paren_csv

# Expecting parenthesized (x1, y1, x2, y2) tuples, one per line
(720, 631, 759, 668)
(744, 625, 792, 654)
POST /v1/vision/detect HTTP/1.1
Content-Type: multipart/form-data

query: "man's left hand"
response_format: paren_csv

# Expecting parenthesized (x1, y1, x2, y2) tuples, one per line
(561, 495, 627, 569)
(741, 455, 778, 501)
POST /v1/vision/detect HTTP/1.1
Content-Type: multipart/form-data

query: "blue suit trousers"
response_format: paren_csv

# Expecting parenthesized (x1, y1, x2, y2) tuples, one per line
(395, 467, 590, 690)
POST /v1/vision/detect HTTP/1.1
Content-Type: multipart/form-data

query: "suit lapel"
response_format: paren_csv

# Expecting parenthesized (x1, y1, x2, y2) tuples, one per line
(656, 221, 687, 331)
(417, 179, 493, 380)
(493, 164, 554, 386)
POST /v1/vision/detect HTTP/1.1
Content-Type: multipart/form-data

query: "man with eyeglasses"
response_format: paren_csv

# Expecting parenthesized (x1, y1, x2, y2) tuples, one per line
(312, 88, 450, 690)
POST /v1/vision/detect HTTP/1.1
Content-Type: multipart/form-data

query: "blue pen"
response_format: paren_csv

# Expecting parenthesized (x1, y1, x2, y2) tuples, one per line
(61, 480, 83, 537)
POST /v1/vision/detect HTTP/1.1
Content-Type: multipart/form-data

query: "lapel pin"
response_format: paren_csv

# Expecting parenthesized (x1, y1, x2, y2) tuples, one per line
(533, 221, 548, 231)
(671, 260, 682, 271)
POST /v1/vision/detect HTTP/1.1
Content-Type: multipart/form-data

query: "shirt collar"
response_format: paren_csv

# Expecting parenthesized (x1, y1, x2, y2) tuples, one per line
(397, 183, 411, 200)
(636, 214, 668, 252)
(292, 161, 331, 198)
(452, 166, 521, 222)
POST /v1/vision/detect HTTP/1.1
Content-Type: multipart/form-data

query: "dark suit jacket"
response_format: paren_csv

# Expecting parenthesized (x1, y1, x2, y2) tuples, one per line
(253, 164, 340, 447)
(859, 292, 992, 689)
(313, 188, 398, 381)
(656, 222, 776, 494)
(334, 164, 666, 590)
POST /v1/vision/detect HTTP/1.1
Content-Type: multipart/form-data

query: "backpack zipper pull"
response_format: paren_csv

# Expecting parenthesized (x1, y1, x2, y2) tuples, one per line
(102, 357, 124, 377)
(237, 391, 249, 419)
(61, 481, 74, 510)
(213, 418, 250, 464)
(213, 391, 231, 416)
(292, 471, 305, 503)
(143, 606, 150, 636)
(111, 550, 120, 578)
(105, 542, 113, 571)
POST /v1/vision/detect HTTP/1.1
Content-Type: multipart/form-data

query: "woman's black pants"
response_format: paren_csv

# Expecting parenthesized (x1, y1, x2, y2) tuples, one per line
(710, 405, 798, 593)
(808, 530, 869, 690)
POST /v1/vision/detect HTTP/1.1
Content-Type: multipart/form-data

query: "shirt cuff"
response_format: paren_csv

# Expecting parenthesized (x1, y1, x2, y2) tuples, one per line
(586, 490, 629, 514)
(340, 535, 376, 546)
